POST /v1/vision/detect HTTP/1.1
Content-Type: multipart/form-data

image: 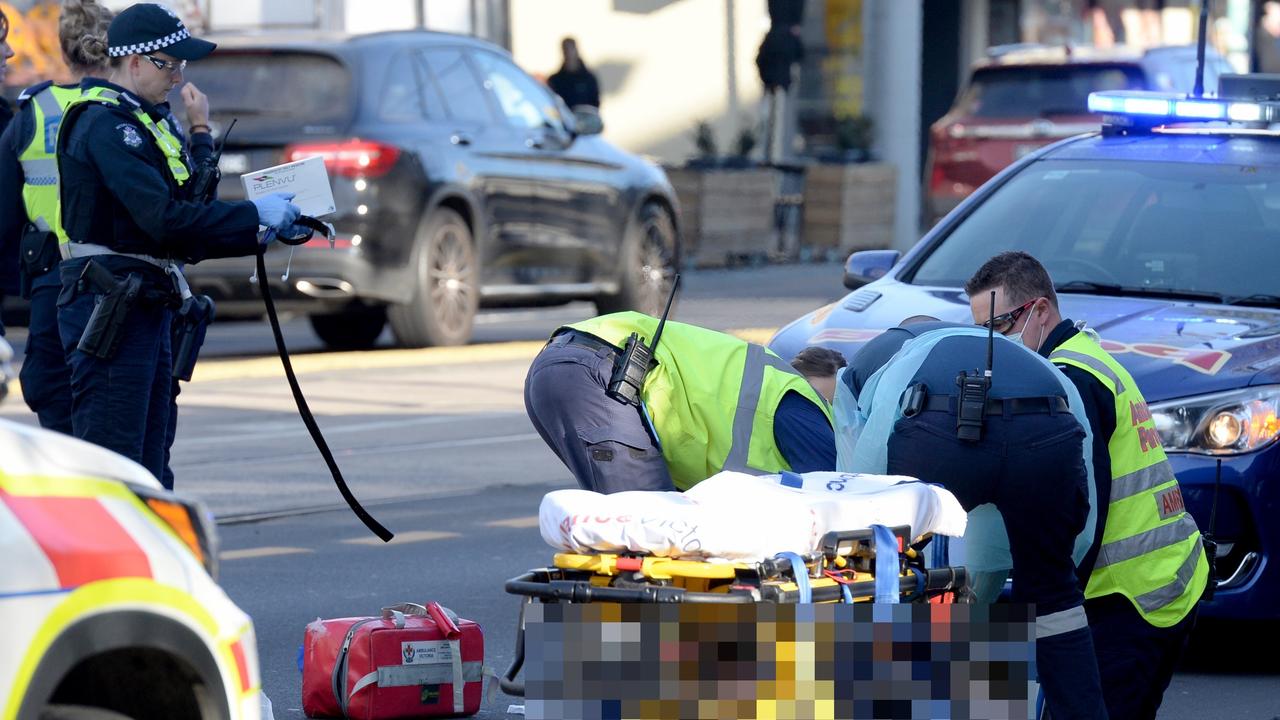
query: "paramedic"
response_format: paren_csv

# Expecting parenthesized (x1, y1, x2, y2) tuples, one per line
(966, 251, 1207, 720)
(524, 311, 836, 493)
(841, 318, 1107, 720)
(55, 2, 305, 479)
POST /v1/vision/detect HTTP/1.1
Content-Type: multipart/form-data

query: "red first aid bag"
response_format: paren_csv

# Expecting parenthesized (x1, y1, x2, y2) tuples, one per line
(302, 602, 484, 719)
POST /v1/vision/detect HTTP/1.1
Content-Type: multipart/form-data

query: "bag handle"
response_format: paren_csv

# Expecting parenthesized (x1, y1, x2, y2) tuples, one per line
(381, 602, 428, 629)
(426, 601, 461, 639)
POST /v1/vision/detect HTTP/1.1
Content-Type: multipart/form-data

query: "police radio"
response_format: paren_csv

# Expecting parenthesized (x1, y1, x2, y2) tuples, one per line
(955, 291, 996, 442)
(606, 274, 680, 407)
(190, 118, 236, 203)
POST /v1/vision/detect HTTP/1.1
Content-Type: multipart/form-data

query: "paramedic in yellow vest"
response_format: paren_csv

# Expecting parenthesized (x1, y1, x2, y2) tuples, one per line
(967, 251, 1208, 720)
(54, 3, 305, 480)
(0, 0, 114, 434)
(524, 312, 838, 493)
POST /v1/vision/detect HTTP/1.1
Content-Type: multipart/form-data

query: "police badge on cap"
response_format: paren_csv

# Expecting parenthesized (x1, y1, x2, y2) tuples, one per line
(107, 3, 216, 61)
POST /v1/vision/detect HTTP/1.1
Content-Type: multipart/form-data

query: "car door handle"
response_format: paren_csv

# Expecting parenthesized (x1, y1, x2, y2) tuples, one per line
(450, 132, 472, 146)
(525, 137, 544, 150)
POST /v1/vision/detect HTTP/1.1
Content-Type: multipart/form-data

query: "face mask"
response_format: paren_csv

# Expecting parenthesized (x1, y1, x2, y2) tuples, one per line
(1007, 303, 1044, 351)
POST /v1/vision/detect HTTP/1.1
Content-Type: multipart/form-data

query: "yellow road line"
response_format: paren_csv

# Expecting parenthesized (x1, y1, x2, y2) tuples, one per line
(2, 328, 780, 397)
(342, 530, 461, 547)
(484, 516, 541, 529)
(220, 546, 313, 561)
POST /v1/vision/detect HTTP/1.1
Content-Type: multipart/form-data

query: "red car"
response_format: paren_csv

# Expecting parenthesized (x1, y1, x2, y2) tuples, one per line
(925, 44, 1234, 225)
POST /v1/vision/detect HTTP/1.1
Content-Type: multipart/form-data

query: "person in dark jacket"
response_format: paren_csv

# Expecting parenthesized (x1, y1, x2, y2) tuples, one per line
(0, 0, 114, 435)
(54, 3, 305, 479)
(547, 37, 600, 110)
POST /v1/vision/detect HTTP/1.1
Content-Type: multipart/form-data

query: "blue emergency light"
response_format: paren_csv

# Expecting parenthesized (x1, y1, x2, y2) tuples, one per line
(1087, 90, 1280, 125)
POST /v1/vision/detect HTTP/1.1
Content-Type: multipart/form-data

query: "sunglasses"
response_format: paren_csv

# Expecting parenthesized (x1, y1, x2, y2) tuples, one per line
(980, 298, 1038, 335)
(143, 54, 186, 74)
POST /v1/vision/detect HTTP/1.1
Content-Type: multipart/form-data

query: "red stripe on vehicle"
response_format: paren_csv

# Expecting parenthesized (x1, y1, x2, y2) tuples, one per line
(230, 639, 252, 693)
(0, 490, 152, 587)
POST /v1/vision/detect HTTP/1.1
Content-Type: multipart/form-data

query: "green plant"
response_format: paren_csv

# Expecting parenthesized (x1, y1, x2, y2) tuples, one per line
(834, 114, 873, 155)
(693, 120, 718, 158)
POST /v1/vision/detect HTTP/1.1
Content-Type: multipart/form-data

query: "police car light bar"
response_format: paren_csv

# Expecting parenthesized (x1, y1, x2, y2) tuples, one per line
(1087, 90, 1279, 125)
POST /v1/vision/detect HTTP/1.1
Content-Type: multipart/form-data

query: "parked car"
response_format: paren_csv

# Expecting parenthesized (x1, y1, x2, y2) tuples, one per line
(0, 337, 262, 719)
(174, 31, 680, 349)
(925, 44, 1235, 225)
(771, 77, 1280, 621)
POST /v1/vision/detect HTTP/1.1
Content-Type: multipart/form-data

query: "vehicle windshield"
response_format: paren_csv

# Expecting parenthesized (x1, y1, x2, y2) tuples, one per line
(958, 65, 1145, 118)
(910, 158, 1280, 301)
(173, 51, 353, 128)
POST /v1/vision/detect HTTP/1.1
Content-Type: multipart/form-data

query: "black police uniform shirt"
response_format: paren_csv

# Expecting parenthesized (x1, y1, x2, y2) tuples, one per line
(843, 321, 962, 399)
(57, 78, 258, 263)
(1040, 319, 1117, 584)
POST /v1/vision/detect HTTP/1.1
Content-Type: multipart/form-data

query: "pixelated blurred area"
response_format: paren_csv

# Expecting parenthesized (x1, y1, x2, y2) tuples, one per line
(524, 603, 1037, 720)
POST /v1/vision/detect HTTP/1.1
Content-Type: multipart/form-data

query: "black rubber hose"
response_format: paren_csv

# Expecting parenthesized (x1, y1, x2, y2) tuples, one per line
(256, 250, 393, 541)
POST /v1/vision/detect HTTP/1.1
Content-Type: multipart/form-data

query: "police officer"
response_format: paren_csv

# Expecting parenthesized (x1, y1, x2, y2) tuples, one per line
(841, 318, 1107, 719)
(966, 252, 1208, 720)
(55, 3, 305, 479)
(0, 7, 19, 323)
(0, 0, 114, 434)
(524, 311, 836, 493)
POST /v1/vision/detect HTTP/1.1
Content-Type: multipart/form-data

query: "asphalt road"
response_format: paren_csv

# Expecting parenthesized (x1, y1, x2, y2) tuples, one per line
(2, 262, 1276, 719)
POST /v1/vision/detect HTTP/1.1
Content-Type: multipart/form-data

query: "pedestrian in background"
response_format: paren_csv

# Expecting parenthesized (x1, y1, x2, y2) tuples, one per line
(0, 0, 114, 436)
(1259, 1, 1280, 73)
(966, 252, 1208, 720)
(547, 37, 600, 111)
(54, 2, 304, 480)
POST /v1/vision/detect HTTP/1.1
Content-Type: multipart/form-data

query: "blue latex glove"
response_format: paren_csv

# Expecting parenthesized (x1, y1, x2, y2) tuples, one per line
(252, 192, 301, 230)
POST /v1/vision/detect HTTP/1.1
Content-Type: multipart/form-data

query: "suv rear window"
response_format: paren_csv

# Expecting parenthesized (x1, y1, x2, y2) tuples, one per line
(176, 51, 353, 126)
(957, 65, 1145, 118)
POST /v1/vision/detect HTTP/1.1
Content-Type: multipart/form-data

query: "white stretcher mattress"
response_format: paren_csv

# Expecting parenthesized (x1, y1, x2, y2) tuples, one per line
(539, 471, 968, 562)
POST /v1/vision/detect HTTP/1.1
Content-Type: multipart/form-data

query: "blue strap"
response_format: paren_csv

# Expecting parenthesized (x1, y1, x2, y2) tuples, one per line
(871, 524, 900, 603)
(779, 471, 803, 488)
(776, 552, 812, 603)
(840, 582, 854, 604)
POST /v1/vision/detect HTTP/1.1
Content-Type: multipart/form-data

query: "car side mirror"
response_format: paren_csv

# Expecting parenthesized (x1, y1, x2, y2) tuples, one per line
(843, 250, 900, 290)
(571, 106, 604, 136)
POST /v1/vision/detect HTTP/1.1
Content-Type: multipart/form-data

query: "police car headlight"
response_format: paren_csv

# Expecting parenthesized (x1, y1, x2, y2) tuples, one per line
(1151, 385, 1280, 455)
(129, 484, 221, 580)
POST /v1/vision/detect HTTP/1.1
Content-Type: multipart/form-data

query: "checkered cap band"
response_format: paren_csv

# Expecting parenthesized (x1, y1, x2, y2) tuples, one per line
(108, 27, 190, 58)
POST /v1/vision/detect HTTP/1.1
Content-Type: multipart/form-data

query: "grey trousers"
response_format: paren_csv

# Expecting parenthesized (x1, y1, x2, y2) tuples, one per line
(524, 333, 674, 493)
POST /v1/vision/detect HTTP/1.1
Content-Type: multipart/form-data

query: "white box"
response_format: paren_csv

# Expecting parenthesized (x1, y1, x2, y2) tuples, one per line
(240, 155, 336, 218)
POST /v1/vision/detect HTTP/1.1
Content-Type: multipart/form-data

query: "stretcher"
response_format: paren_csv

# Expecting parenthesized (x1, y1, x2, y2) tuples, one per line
(500, 524, 972, 696)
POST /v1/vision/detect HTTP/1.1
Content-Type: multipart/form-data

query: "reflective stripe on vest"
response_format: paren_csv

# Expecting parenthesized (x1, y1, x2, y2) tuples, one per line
(564, 312, 832, 489)
(18, 85, 80, 235)
(1050, 333, 1207, 627)
(722, 344, 801, 473)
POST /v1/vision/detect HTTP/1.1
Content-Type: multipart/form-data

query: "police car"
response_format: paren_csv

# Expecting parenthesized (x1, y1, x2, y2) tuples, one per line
(771, 75, 1280, 621)
(0, 339, 262, 720)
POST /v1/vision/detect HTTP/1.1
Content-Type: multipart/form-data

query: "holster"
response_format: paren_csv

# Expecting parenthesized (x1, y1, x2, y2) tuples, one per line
(171, 294, 215, 381)
(76, 260, 142, 360)
(18, 224, 61, 299)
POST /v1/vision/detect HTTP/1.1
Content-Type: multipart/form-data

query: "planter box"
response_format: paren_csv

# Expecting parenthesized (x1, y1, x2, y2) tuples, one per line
(802, 162, 897, 259)
(667, 167, 778, 268)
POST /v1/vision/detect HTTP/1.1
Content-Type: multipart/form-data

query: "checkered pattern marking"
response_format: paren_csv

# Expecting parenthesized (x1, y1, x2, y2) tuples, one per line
(108, 28, 189, 58)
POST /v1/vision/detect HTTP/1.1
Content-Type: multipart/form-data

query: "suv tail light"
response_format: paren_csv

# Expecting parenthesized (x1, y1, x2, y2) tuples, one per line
(284, 139, 401, 178)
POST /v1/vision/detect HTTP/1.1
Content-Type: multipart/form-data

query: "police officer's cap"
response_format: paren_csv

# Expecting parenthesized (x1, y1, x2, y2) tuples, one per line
(107, 3, 215, 61)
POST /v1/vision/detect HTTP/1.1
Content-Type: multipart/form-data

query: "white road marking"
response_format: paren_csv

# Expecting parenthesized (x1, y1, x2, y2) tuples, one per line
(220, 546, 313, 561)
(343, 530, 460, 546)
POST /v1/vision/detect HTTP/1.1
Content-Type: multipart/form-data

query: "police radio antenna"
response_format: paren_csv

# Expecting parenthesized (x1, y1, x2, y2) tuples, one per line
(215, 118, 236, 157)
(1193, 0, 1211, 98)
(650, 274, 681, 351)
(985, 290, 995, 378)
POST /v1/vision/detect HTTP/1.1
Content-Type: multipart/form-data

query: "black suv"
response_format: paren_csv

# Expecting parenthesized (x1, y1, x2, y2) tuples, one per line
(176, 31, 680, 348)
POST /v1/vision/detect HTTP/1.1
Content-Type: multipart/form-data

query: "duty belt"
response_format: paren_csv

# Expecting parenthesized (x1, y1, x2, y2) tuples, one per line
(550, 329, 620, 356)
(921, 394, 1069, 416)
(64, 242, 193, 301)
